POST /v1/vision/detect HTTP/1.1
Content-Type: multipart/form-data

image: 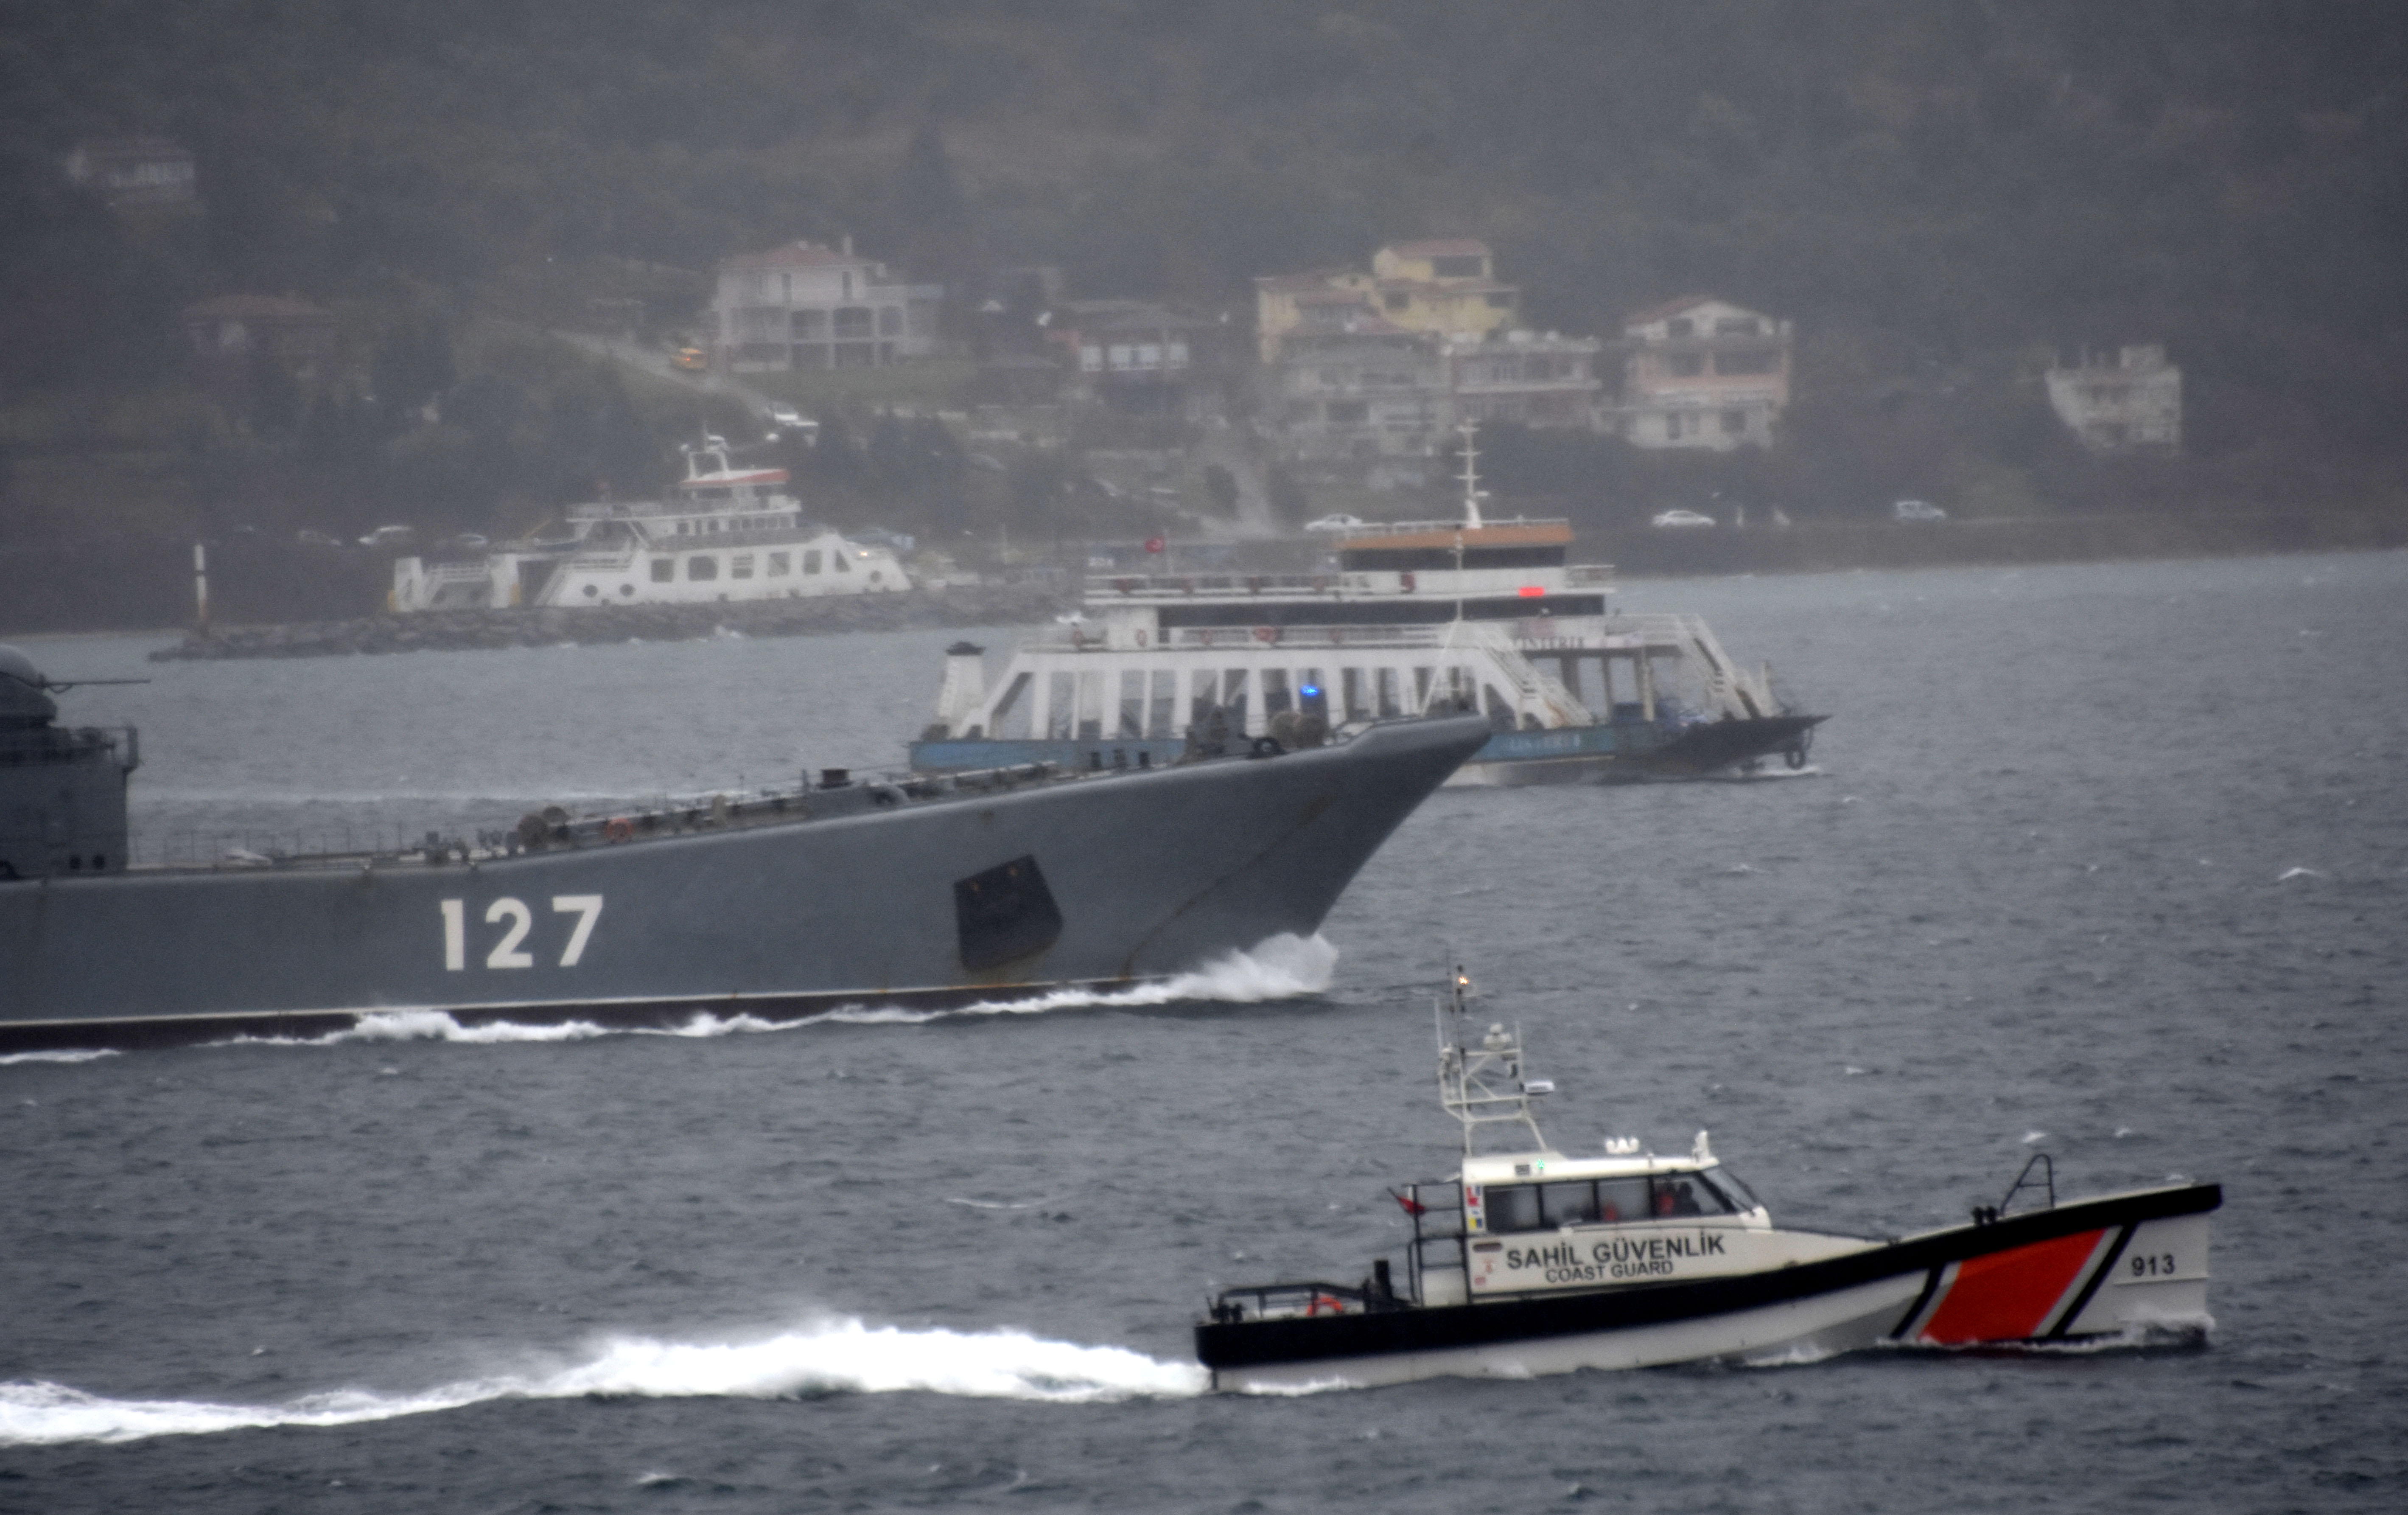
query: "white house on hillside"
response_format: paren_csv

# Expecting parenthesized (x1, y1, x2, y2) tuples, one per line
(710, 238, 943, 372)
(1616, 296, 1792, 451)
(2045, 345, 2181, 454)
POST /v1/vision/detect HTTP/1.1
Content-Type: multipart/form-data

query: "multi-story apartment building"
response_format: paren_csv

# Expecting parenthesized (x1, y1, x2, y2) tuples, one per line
(1043, 299, 1231, 420)
(1255, 240, 1520, 364)
(709, 238, 943, 372)
(2044, 345, 2181, 454)
(1616, 296, 1792, 450)
(1445, 331, 1603, 429)
(1268, 324, 1452, 476)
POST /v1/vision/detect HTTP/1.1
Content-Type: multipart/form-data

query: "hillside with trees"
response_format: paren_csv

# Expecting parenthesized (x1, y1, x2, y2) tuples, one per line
(2, 0, 2403, 625)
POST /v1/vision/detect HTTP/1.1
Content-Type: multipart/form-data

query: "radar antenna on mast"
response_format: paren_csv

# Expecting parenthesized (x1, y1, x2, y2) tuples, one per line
(1435, 964, 1554, 1155)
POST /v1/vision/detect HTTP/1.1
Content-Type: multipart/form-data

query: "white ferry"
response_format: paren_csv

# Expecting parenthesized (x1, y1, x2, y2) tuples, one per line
(390, 437, 910, 612)
(911, 428, 1821, 784)
(1194, 971, 2221, 1391)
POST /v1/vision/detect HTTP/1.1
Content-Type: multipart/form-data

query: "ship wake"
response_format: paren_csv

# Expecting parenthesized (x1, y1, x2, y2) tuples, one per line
(0, 1317, 1206, 1447)
(294, 933, 1340, 1046)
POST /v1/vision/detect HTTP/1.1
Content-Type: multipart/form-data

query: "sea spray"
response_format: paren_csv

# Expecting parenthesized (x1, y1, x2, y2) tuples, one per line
(0, 1316, 1206, 1447)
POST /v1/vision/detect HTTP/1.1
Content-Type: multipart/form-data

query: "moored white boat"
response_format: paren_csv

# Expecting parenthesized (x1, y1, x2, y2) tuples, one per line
(391, 436, 910, 611)
(1195, 972, 2219, 1391)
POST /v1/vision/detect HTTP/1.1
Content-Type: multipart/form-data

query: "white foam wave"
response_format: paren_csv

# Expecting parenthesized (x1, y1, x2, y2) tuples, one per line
(0, 1048, 121, 1066)
(263, 933, 1340, 1047)
(0, 1317, 1205, 1448)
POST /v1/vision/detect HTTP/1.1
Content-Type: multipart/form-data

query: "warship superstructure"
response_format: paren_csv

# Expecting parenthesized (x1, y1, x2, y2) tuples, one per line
(0, 645, 1487, 1052)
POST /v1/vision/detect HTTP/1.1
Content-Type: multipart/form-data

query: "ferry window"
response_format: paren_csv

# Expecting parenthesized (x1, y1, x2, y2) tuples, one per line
(1377, 668, 1403, 719)
(989, 673, 1034, 740)
(1119, 671, 1146, 738)
(1261, 668, 1292, 718)
(833, 553, 850, 573)
(1540, 1181, 1601, 1227)
(1595, 1176, 1651, 1223)
(1342, 668, 1369, 721)
(1483, 685, 1515, 729)
(688, 556, 719, 581)
(1188, 671, 1219, 725)
(767, 553, 790, 576)
(1483, 1184, 1542, 1234)
(650, 558, 675, 583)
(731, 554, 755, 579)
(1148, 671, 1177, 738)
(1697, 1169, 1761, 1213)
(1047, 672, 1076, 740)
(805, 550, 822, 574)
(1298, 668, 1327, 720)
(1221, 669, 1250, 727)
(1075, 671, 1105, 740)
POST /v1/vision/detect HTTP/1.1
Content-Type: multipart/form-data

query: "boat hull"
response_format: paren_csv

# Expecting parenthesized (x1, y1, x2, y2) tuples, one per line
(0, 716, 1490, 1052)
(1197, 1182, 2219, 1391)
(909, 714, 1824, 788)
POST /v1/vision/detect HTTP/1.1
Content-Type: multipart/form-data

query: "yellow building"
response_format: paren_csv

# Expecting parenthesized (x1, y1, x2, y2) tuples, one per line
(1254, 240, 1520, 364)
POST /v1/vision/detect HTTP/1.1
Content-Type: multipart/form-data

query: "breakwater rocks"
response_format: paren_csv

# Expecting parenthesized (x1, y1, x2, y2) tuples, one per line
(148, 584, 1070, 661)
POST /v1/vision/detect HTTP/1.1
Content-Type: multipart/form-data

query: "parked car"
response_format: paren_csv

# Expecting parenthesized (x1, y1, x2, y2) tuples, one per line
(437, 533, 490, 554)
(1304, 513, 1365, 533)
(1893, 499, 1948, 522)
(357, 525, 416, 549)
(1651, 509, 1716, 529)
(672, 345, 708, 372)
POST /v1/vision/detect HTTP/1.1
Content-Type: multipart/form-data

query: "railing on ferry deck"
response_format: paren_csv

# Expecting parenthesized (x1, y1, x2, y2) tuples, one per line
(1081, 562, 1616, 600)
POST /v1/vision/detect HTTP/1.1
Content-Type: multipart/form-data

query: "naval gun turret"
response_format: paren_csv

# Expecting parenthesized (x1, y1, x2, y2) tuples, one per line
(0, 645, 139, 880)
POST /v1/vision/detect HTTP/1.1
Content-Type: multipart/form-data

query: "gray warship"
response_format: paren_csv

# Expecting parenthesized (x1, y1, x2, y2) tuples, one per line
(1, 644, 1487, 1052)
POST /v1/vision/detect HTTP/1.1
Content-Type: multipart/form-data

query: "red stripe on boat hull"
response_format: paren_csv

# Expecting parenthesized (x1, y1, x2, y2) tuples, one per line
(1918, 1229, 2105, 1344)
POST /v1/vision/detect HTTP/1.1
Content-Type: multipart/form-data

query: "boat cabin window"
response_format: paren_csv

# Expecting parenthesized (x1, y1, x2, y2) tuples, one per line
(1479, 1173, 1745, 1233)
(1261, 668, 1291, 718)
(1342, 668, 1370, 722)
(767, 553, 790, 577)
(650, 558, 675, 583)
(731, 554, 755, 579)
(688, 555, 719, 581)
(1299, 669, 1327, 720)
(1119, 671, 1145, 738)
(805, 550, 823, 574)
(1147, 671, 1177, 738)
(1189, 671, 1220, 726)
(1047, 672, 1075, 740)
(832, 552, 850, 573)
(1484, 1184, 1542, 1233)
(1221, 669, 1249, 727)
(1699, 1167, 1761, 1213)
(988, 673, 1033, 740)
(1378, 668, 1403, 718)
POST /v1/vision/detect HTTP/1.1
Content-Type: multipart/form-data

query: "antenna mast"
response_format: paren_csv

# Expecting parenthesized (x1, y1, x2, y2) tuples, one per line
(1435, 965, 1551, 1155)
(1455, 422, 1485, 529)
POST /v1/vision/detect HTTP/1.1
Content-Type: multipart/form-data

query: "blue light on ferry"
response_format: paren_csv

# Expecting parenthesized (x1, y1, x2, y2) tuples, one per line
(1299, 684, 1321, 699)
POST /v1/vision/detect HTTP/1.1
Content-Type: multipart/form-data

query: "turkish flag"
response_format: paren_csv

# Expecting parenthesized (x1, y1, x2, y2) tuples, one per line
(1145, 535, 1165, 554)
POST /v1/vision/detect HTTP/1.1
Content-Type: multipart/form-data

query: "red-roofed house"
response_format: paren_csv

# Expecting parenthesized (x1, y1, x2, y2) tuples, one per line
(709, 238, 944, 372)
(1615, 297, 1791, 449)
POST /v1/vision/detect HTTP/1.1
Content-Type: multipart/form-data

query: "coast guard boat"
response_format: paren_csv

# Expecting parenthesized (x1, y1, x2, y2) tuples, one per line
(912, 427, 1823, 785)
(0, 644, 1486, 1052)
(390, 435, 909, 611)
(1195, 971, 2220, 1390)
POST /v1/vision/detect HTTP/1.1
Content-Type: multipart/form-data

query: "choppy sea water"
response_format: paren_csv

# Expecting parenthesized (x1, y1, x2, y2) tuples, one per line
(3, 551, 2405, 1512)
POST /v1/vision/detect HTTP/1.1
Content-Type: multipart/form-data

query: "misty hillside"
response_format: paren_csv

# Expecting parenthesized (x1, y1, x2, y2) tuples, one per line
(2, 0, 2404, 612)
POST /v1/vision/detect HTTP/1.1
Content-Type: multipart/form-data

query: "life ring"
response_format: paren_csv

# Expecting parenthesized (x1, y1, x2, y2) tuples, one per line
(1399, 571, 1416, 592)
(1134, 628, 1148, 646)
(1306, 1292, 1344, 1316)
(604, 817, 634, 842)
(1253, 626, 1280, 644)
